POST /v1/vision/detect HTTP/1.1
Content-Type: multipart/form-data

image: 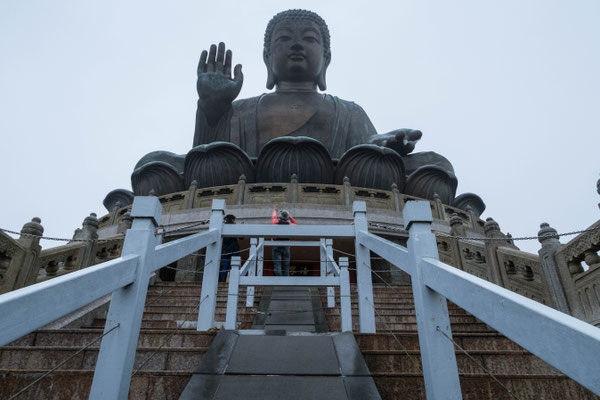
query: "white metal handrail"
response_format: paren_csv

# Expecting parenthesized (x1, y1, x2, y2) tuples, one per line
(0, 255, 139, 347)
(356, 201, 600, 399)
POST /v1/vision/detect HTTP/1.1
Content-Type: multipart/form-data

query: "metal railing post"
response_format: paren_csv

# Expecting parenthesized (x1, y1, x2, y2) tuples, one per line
(225, 256, 241, 329)
(257, 238, 264, 277)
(339, 257, 352, 332)
(352, 201, 376, 333)
(405, 201, 462, 399)
(197, 199, 225, 330)
(326, 239, 335, 307)
(90, 196, 162, 400)
(320, 238, 327, 277)
(246, 238, 257, 307)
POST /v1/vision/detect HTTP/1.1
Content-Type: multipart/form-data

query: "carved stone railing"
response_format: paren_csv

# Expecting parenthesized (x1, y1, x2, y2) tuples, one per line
(553, 220, 600, 326)
(98, 178, 485, 231)
(37, 242, 88, 281)
(495, 247, 552, 306)
(0, 219, 43, 294)
(35, 235, 125, 282)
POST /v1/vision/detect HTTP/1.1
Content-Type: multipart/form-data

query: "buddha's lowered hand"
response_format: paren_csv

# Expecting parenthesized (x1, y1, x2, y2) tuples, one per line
(368, 129, 423, 156)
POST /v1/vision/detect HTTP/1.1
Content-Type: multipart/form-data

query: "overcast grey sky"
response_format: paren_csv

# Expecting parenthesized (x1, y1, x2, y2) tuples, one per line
(1, 0, 598, 254)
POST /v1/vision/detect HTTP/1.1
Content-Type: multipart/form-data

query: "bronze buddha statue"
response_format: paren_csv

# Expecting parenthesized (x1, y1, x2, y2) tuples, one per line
(105, 9, 484, 216)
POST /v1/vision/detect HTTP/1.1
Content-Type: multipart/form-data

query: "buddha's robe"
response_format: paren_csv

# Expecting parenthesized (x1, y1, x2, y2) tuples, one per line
(193, 94, 377, 160)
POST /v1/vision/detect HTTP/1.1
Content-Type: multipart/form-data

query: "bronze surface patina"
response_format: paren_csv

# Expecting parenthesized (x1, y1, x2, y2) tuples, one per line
(105, 9, 483, 212)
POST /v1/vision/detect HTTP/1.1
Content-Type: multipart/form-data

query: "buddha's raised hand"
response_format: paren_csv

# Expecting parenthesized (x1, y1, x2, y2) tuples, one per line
(197, 42, 243, 125)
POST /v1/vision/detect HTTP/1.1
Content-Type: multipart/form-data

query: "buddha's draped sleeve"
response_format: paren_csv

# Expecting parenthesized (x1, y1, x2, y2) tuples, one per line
(192, 97, 261, 158)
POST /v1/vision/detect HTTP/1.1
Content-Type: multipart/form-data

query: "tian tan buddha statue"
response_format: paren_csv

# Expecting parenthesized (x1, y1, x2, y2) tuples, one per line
(104, 9, 485, 217)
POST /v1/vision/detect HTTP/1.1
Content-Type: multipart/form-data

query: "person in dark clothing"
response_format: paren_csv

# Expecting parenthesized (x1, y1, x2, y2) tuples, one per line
(271, 205, 297, 276)
(220, 214, 239, 282)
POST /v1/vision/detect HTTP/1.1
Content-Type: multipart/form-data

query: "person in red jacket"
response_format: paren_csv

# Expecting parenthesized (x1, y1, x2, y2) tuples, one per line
(271, 205, 297, 276)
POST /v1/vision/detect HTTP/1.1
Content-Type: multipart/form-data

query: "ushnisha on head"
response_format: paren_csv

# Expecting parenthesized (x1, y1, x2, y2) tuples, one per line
(263, 9, 331, 91)
(278, 210, 290, 221)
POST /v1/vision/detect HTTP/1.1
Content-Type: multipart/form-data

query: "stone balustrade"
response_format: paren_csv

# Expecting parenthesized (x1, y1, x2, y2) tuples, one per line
(98, 177, 485, 231)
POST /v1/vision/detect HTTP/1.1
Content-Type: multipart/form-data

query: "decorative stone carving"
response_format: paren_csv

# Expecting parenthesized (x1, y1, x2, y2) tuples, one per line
(184, 142, 254, 188)
(404, 165, 457, 204)
(103, 189, 134, 211)
(452, 193, 486, 218)
(131, 161, 185, 197)
(334, 144, 405, 191)
(256, 136, 333, 183)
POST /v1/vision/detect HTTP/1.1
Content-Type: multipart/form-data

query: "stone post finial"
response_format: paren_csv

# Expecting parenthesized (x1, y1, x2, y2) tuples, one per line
(484, 217, 500, 236)
(73, 212, 99, 241)
(191, 179, 198, 187)
(20, 217, 43, 240)
(449, 213, 466, 237)
(538, 222, 560, 246)
(237, 175, 246, 183)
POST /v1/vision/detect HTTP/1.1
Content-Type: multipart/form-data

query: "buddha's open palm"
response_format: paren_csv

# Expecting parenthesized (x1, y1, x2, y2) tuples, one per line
(197, 42, 243, 107)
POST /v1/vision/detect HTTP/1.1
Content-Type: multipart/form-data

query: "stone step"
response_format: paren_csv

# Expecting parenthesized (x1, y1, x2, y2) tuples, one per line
(6, 329, 217, 349)
(2, 369, 595, 400)
(362, 350, 561, 375)
(354, 332, 526, 352)
(372, 374, 599, 400)
(328, 320, 495, 333)
(0, 347, 206, 371)
(133, 312, 258, 322)
(0, 369, 191, 400)
(89, 319, 253, 330)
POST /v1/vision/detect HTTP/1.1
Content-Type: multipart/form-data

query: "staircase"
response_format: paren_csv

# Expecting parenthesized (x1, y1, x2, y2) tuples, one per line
(1, 281, 598, 399)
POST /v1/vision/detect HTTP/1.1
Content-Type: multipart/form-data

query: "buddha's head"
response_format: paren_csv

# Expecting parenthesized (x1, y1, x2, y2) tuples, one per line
(264, 10, 331, 91)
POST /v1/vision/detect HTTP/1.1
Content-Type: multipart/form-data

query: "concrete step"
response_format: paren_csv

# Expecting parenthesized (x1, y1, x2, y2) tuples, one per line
(0, 347, 206, 371)
(6, 329, 217, 349)
(362, 350, 561, 375)
(89, 319, 254, 330)
(325, 318, 494, 333)
(3, 369, 595, 400)
(372, 374, 599, 400)
(0, 369, 191, 400)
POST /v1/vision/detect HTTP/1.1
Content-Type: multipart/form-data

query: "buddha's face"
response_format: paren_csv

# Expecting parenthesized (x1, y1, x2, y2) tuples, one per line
(268, 19, 326, 86)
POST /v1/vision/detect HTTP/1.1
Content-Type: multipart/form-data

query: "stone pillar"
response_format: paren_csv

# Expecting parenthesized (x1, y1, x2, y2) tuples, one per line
(432, 193, 445, 220)
(391, 183, 401, 212)
(117, 212, 133, 235)
(482, 217, 512, 286)
(537, 223, 571, 313)
(343, 176, 352, 206)
(108, 202, 121, 226)
(186, 180, 198, 209)
(73, 213, 100, 269)
(466, 205, 481, 232)
(289, 173, 298, 203)
(236, 175, 246, 205)
(14, 217, 44, 289)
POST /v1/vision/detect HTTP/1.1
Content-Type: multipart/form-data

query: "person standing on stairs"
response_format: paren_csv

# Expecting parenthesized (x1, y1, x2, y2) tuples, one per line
(271, 205, 297, 276)
(219, 214, 239, 282)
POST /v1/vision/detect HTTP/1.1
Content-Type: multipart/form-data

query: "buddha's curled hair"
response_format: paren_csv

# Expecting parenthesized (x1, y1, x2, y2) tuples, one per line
(264, 9, 331, 57)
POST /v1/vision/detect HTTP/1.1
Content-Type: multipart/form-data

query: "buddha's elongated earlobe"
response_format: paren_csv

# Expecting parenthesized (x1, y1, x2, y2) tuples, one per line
(317, 53, 331, 91)
(263, 50, 276, 90)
